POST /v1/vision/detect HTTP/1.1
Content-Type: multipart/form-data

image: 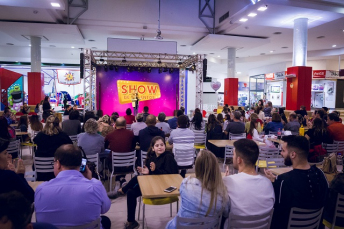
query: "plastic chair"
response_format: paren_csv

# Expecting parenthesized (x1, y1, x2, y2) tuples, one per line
(24, 171, 36, 182)
(176, 214, 222, 229)
(58, 217, 101, 229)
(224, 145, 234, 173)
(173, 144, 195, 171)
(193, 130, 207, 151)
(109, 151, 136, 191)
(287, 207, 323, 229)
(228, 133, 246, 140)
(7, 139, 21, 158)
(328, 193, 344, 229)
(228, 208, 274, 229)
(266, 157, 286, 168)
(87, 153, 100, 180)
(34, 156, 54, 178)
(69, 135, 78, 144)
(126, 124, 132, 130)
(140, 150, 147, 168)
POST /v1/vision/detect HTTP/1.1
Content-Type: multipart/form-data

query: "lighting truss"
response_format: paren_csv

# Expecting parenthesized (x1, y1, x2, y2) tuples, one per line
(83, 48, 96, 113)
(195, 55, 204, 111)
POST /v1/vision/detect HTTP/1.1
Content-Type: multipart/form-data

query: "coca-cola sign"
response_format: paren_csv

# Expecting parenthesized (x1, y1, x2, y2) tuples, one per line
(313, 70, 326, 78)
(265, 73, 274, 80)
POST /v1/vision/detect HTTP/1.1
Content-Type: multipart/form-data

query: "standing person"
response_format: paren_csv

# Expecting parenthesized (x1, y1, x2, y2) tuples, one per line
(63, 96, 68, 109)
(115, 136, 178, 229)
(124, 108, 136, 125)
(155, 112, 171, 134)
(142, 106, 150, 122)
(131, 90, 139, 116)
(35, 144, 111, 229)
(284, 113, 300, 135)
(166, 150, 230, 228)
(38, 100, 44, 121)
(63, 105, 72, 116)
(223, 139, 274, 219)
(264, 136, 328, 229)
(62, 110, 82, 136)
(42, 96, 52, 122)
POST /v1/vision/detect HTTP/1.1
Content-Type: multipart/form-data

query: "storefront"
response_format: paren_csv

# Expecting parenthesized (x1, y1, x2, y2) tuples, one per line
(238, 82, 249, 107)
(265, 71, 286, 107)
(249, 74, 265, 107)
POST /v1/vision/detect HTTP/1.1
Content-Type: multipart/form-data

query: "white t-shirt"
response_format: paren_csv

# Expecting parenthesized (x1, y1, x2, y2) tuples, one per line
(223, 172, 275, 216)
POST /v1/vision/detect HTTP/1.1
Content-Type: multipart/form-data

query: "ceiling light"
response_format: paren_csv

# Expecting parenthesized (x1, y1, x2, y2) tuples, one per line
(270, 50, 274, 53)
(237, 72, 242, 74)
(193, 52, 196, 55)
(248, 13, 257, 17)
(51, 2, 60, 7)
(6, 43, 13, 45)
(218, 56, 221, 57)
(88, 39, 95, 42)
(169, 68, 174, 73)
(71, 46, 75, 48)
(122, 57, 126, 63)
(29, 44, 31, 46)
(157, 59, 162, 64)
(257, 5, 267, 11)
(332, 45, 337, 48)
(158, 67, 163, 74)
(163, 67, 168, 72)
(239, 18, 248, 22)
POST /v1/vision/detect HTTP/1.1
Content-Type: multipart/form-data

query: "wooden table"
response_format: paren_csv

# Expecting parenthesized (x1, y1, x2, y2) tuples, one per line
(137, 174, 183, 198)
(268, 138, 282, 144)
(10, 124, 18, 127)
(135, 142, 173, 151)
(15, 132, 28, 136)
(208, 139, 266, 148)
(28, 181, 44, 191)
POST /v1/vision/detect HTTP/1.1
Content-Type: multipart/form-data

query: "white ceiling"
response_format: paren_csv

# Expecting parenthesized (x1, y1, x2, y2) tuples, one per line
(0, 0, 343, 80)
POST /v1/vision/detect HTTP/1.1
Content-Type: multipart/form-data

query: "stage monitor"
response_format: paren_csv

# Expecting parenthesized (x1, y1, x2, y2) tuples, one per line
(107, 38, 177, 54)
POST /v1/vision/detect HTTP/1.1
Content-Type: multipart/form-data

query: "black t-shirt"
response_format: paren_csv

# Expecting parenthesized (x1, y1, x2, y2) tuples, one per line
(305, 129, 333, 148)
(271, 165, 328, 229)
(145, 151, 178, 175)
(43, 102, 51, 111)
(295, 109, 308, 117)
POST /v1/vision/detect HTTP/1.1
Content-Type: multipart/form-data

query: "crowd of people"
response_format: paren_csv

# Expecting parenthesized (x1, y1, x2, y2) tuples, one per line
(0, 101, 343, 229)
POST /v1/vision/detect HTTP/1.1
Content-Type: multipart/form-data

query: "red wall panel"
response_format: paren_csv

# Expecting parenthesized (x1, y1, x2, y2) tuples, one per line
(224, 78, 238, 106)
(286, 66, 312, 111)
(28, 72, 45, 106)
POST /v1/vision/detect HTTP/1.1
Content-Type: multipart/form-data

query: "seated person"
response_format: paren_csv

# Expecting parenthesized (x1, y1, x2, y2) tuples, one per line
(284, 113, 300, 135)
(245, 113, 262, 133)
(124, 108, 136, 125)
(166, 150, 230, 228)
(206, 114, 223, 158)
(98, 115, 114, 137)
(155, 112, 171, 134)
(78, 118, 104, 155)
(130, 113, 147, 142)
(294, 105, 308, 117)
(327, 113, 344, 141)
(62, 110, 81, 136)
(138, 115, 164, 152)
(35, 144, 111, 229)
(113, 136, 178, 229)
(168, 110, 183, 130)
(224, 111, 245, 135)
(264, 136, 328, 229)
(223, 139, 274, 219)
(246, 119, 264, 142)
(63, 105, 72, 116)
(21, 103, 30, 114)
(263, 113, 284, 135)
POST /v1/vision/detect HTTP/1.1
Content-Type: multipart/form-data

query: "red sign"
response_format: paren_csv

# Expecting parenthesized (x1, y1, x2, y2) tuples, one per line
(265, 73, 274, 80)
(313, 70, 326, 78)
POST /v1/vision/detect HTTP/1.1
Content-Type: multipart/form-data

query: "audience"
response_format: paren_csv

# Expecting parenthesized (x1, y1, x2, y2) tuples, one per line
(316, 109, 327, 128)
(77, 119, 104, 156)
(33, 115, 73, 181)
(2, 107, 15, 125)
(295, 105, 308, 117)
(142, 106, 150, 122)
(224, 111, 245, 135)
(18, 115, 28, 132)
(82, 111, 97, 132)
(256, 105, 265, 121)
(124, 108, 136, 125)
(116, 136, 178, 229)
(0, 138, 34, 203)
(21, 103, 30, 114)
(223, 114, 231, 131)
(166, 150, 229, 228)
(263, 101, 273, 117)
(327, 112, 344, 141)
(130, 113, 147, 138)
(206, 114, 223, 157)
(263, 113, 284, 134)
(63, 105, 72, 116)
(264, 135, 328, 229)
(28, 115, 43, 141)
(37, 100, 44, 121)
(42, 96, 52, 122)
(155, 112, 171, 134)
(223, 139, 274, 219)
(305, 117, 332, 151)
(189, 112, 205, 130)
(35, 144, 111, 229)
(168, 110, 183, 130)
(98, 115, 114, 137)
(138, 115, 165, 152)
(245, 113, 262, 134)
(62, 110, 81, 136)
(217, 113, 224, 128)
(284, 113, 300, 135)
(110, 112, 119, 126)
(246, 119, 264, 142)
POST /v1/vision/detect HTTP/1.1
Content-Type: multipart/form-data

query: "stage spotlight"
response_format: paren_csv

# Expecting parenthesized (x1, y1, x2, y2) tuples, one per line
(100, 57, 105, 62)
(159, 67, 163, 73)
(157, 59, 162, 64)
(147, 67, 152, 73)
(104, 64, 108, 72)
(137, 67, 141, 72)
(163, 67, 168, 72)
(169, 68, 174, 73)
(178, 60, 182, 65)
(109, 64, 114, 70)
(122, 57, 127, 63)
(127, 66, 131, 72)
(115, 66, 118, 72)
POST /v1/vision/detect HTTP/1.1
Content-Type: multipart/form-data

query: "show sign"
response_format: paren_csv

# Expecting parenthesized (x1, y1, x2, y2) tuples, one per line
(57, 70, 81, 85)
(117, 80, 161, 104)
(313, 70, 339, 79)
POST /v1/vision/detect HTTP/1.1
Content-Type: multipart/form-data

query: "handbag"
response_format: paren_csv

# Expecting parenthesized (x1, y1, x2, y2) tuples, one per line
(79, 146, 100, 179)
(322, 153, 337, 174)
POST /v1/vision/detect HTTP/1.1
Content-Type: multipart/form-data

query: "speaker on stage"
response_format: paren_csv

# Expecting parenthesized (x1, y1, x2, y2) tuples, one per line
(80, 53, 84, 79)
(203, 58, 207, 82)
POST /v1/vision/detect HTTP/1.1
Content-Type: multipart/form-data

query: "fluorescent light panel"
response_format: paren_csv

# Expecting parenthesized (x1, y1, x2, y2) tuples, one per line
(258, 6, 267, 11)
(51, 2, 60, 7)
(248, 13, 257, 17)
(239, 18, 248, 22)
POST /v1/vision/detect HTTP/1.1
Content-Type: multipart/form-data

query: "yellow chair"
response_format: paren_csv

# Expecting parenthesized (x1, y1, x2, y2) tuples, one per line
(138, 196, 179, 229)
(21, 142, 37, 158)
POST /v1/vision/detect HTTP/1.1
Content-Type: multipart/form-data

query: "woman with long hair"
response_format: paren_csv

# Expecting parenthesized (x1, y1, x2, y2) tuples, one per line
(18, 115, 28, 132)
(28, 115, 43, 141)
(166, 149, 229, 228)
(206, 114, 223, 157)
(42, 96, 52, 122)
(33, 115, 72, 181)
(124, 108, 136, 125)
(246, 119, 264, 142)
(217, 113, 224, 128)
(111, 136, 178, 229)
(98, 114, 114, 137)
(190, 112, 205, 131)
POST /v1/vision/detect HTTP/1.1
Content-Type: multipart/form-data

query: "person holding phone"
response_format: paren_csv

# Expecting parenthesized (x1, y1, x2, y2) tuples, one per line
(110, 136, 178, 229)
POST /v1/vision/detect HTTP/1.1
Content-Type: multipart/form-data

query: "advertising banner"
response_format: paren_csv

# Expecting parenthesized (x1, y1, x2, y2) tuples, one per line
(57, 70, 81, 85)
(265, 73, 274, 80)
(313, 70, 339, 79)
(238, 82, 249, 91)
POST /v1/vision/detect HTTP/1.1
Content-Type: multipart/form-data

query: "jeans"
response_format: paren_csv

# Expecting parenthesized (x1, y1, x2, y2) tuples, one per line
(122, 176, 142, 222)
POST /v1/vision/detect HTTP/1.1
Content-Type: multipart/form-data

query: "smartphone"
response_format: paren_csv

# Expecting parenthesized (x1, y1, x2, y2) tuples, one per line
(80, 158, 87, 173)
(164, 186, 177, 193)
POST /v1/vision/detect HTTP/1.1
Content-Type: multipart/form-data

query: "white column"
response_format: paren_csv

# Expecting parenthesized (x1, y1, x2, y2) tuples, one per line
(292, 18, 308, 66)
(227, 48, 236, 78)
(30, 36, 41, 72)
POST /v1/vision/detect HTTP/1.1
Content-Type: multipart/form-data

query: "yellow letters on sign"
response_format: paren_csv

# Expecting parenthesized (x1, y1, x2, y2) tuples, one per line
(117, 80, 161, 104)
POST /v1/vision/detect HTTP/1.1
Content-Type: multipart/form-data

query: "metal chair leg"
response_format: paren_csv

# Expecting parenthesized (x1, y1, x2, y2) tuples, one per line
(177, 200, 179, 213)
(138, 197, 141, 220)
(170, 203, 172, 217)
(143, 203, 145, 229)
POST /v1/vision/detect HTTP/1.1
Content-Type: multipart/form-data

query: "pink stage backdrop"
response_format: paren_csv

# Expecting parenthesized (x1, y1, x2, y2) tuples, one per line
(96, 66, 179, 116)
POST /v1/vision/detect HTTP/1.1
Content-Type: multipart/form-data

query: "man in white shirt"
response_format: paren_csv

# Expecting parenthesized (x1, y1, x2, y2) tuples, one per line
(223, 139, 275, 217)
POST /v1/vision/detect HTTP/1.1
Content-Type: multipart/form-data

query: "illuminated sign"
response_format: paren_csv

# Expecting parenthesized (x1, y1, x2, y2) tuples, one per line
(117, 80, 161, 104)
(313, 70, 339, 79)
(57, 70, 81, 85)
(265, 73, 274, 80)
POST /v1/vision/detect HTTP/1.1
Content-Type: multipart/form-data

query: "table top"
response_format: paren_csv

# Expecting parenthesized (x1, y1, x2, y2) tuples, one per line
(137, 174, 183, 198)
(28, 181, 44, 191)
(10, 124, 18, 127)
(268, 138, 282, 144)
(208, 139, 266, 148)
(16, 132, 28, 136)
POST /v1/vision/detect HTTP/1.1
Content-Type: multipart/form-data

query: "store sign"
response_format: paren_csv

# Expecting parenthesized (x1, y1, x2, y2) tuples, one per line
(57, 70, 81, 85)
(274, 71, 286, 80)
(117, 80, 161, 104)
(313, 70, 339, 79)
(238, 82, 249, 91)
(265, 73, 274, 80)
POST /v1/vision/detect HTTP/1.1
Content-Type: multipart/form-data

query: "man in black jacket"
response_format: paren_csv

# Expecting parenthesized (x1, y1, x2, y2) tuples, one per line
(138, 115, 165, 152)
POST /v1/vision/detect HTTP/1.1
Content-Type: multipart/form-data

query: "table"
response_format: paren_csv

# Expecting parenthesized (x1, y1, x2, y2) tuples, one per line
(137, 174, 183, 198)
(208, 139, 266, 148)
(28, 181, 44, 191)
(268, 138, 282, 144)
(10, 124, 18, 127)
(15, 132, 28, 136)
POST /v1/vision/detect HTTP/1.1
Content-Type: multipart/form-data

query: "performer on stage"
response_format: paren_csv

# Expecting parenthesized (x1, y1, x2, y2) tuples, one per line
(131, 90, 139, 116)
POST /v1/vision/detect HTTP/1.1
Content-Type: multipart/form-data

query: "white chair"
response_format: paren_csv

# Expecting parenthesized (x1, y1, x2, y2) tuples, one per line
(87, 153, 100, 180)
(176, 214, 222, 229)
(126, 124, 132, 130)
(173, 144, 195, 173)
(69, 135, 78, 144)
(57, 218, 101, 229)
(330, 193, 344, 229)
(109, 151, 136, 191)
(193, 130, 207, 155)
(140, 150, 148, 168)
(7, 139, 21, 158)
(287, 207, 323, 229)
(224, 145, 234, 172)
(228, 208, 274, 229)
(229, 133, 246, 140)
(24, 171, 36, 182)
(34, 156, 54, 178)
